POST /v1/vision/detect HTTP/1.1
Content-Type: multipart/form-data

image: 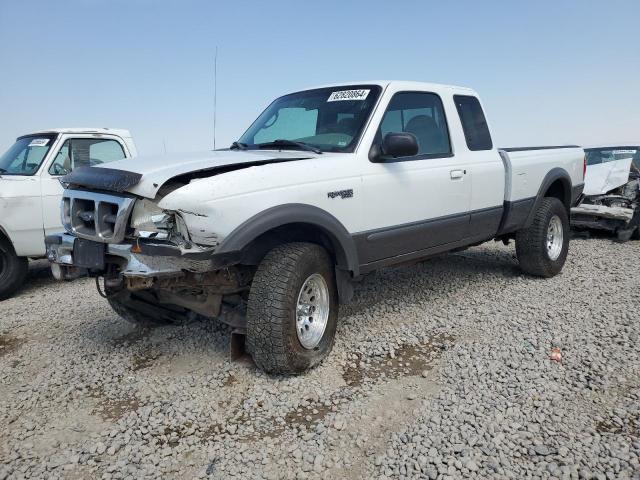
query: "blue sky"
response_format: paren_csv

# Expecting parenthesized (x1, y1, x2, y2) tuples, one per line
(1, 0, 638, 155)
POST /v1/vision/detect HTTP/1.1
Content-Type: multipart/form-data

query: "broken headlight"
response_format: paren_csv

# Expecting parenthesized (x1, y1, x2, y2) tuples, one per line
(130, 199, 174, 237)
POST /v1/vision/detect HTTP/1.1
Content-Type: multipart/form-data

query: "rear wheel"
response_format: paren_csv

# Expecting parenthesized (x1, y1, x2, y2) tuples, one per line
(516, 198, 569, 277)
(0, 238, 29, 301)
(246, 242, 338, 374)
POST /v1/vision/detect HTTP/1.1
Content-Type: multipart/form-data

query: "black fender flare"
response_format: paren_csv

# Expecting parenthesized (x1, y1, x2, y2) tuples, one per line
(524, 168, 572, 227)
(216, 203, 360, 277)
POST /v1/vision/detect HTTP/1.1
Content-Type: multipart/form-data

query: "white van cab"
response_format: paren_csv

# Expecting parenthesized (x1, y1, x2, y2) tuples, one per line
(0, 128, 136, 299)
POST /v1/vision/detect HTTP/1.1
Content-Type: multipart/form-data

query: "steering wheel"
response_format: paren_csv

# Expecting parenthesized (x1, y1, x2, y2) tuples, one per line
(52, 163, 70, 176)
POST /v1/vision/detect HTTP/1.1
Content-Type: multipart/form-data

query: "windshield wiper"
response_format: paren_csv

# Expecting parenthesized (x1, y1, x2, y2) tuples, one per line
(256, 139, 322, 154)
(230, 141, 248, 150)
(0, 168, 6, 174)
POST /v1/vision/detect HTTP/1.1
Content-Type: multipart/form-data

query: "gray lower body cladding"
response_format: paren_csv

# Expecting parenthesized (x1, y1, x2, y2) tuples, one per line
(353, 205, 505, 266)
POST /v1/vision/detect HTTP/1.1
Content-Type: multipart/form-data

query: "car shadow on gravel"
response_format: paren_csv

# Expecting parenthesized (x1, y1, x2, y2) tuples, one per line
(0, 333, 25, 358)
(75, 313, 234, 365)
(344, 247, 521, 315)
(14, 259, 57, 296)
(570, 228, 630, 243)
(69, 247, 516, 375)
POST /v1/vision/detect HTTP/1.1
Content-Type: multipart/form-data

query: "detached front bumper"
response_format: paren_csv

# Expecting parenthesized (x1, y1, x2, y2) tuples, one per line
(570, 204, 635, 232)
(45, 232, 226, 280)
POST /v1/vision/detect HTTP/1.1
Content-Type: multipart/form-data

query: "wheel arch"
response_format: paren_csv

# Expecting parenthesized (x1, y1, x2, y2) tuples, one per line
(217, 204, 360, 277)
(525, 168, 572, 227)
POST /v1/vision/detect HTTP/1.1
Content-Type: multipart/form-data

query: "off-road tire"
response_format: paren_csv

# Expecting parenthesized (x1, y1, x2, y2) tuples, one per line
(0, 237, 29, 301)
(106, 289, 193, 328)
(516, 197, 569, 278)
(246, 242, 338, 374)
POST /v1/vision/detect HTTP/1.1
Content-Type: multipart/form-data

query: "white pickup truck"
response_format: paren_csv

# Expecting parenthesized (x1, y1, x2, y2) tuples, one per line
(47, 82, 584, 373)
(0, 128, 136, 299)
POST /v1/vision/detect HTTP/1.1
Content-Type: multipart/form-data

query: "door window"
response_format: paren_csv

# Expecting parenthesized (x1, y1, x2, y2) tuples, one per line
(49, 138, 126, 175)
(375, 92, 451, 158)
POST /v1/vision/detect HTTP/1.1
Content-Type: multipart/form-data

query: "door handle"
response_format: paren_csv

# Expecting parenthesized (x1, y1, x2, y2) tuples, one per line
(450, 169, 465, 179)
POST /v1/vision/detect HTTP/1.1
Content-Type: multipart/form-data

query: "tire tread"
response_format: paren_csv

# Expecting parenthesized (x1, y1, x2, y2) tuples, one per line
(0, 238, 29, 301)
(515, 197, 569, 278)
(246, 242, 336, 374)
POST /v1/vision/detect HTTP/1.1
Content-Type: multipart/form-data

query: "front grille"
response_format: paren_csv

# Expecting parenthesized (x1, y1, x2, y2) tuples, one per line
(61, 190, 136, 243)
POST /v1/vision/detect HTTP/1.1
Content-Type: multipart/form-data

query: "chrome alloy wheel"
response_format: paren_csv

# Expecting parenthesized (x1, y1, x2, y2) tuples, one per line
(546, 215, 564, 261)
(295, 273, 330, 349)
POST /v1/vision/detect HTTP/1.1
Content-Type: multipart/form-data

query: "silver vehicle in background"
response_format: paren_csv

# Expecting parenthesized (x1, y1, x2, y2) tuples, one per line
(571, 146, 640, 241)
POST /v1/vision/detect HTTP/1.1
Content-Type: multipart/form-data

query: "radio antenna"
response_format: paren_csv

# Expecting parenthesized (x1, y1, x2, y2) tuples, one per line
(213, 46, 218, 150)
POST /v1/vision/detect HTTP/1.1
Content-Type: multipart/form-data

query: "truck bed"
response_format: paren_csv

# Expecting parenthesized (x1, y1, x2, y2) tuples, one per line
(496, 145, 585, 235)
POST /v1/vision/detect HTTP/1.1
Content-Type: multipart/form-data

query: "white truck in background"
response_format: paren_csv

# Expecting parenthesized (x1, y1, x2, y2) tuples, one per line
(0, 129, 136, 299)
(47, 81, 585, 373)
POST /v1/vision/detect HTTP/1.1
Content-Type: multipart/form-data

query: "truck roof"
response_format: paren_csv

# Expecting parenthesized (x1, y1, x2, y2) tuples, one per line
(23, 128, 132, 138)
(296, 80, 478, 95)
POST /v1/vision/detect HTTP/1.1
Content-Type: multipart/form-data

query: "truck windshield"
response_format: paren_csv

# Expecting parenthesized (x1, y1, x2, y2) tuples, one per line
(237, 85, 382, 153)
(0, 134, 58, 175)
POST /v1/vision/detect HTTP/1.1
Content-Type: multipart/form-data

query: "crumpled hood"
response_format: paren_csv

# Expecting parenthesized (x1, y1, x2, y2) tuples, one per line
(583, 157, 633, 196)
(64, 149, 315, 199)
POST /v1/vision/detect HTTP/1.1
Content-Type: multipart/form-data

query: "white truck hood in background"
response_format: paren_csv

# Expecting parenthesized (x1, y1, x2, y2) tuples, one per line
(583, 158, 632, 195)
(95, 149, 315, 198)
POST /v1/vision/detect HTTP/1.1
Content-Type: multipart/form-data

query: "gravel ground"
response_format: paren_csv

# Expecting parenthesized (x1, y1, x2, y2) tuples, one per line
(0, 239, 639, 480)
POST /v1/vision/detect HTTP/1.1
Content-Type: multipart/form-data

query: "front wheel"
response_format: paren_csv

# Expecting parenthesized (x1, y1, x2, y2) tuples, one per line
(246, 242, 338, 374)
(0, 238, 29, 301)
(515, 197, 570, 278)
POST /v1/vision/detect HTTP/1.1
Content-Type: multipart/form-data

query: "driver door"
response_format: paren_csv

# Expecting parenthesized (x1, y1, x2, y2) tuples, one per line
(358, 90, 472, 264)
(40, 135, 128, 236)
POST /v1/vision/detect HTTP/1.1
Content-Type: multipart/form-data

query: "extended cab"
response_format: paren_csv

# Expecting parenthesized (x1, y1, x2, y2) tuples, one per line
(0, 129, 136, 299)
(46, 82, 584, 373)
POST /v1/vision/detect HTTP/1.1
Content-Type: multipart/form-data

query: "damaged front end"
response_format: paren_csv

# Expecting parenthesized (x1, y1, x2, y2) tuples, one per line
(46, 187, 252, 327)
(571, 148, 640, 241)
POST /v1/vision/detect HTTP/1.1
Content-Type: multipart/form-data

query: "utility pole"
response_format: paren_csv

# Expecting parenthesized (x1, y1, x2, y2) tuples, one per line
(213, 46, 218, 150)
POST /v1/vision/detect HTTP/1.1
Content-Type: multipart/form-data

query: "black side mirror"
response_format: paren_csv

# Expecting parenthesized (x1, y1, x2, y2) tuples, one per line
(369, 132, 419, 162)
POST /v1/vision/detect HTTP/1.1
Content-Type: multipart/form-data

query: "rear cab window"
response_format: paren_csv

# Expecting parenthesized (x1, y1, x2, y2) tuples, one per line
(454, 95, 493, 151)
(374, 91, 452, 159)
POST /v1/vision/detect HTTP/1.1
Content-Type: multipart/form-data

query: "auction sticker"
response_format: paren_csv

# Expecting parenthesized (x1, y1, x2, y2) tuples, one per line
(612, 149, 637, 154)
(28, 138, 49, 147)
(327, 89, 370, 102)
